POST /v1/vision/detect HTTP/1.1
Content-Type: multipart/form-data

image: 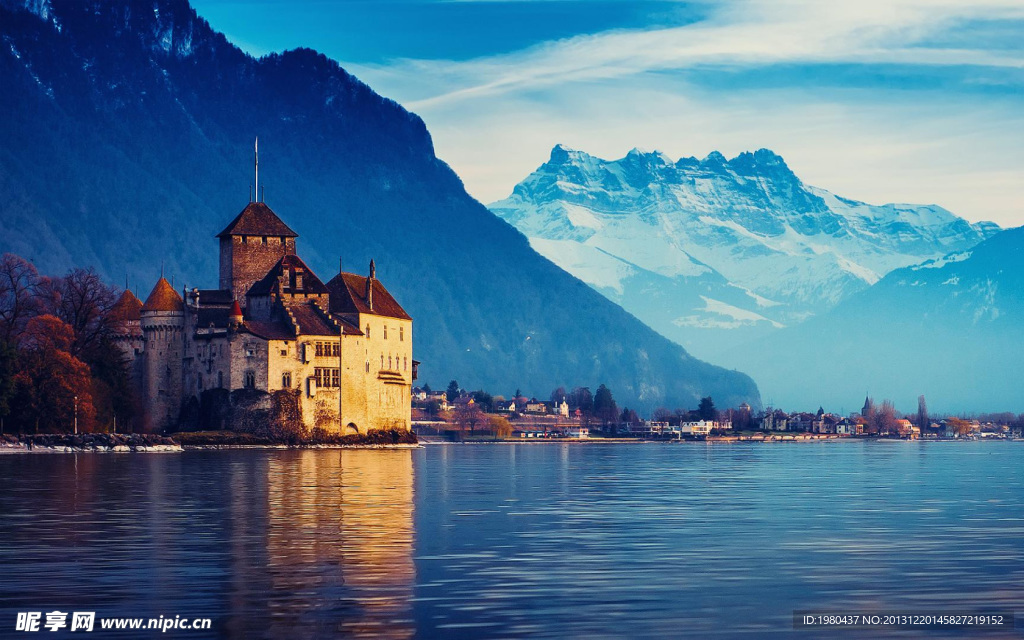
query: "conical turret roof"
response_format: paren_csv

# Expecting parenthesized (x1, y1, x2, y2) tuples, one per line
(141, 277, 184, 312)
(110, 289, 143, 321)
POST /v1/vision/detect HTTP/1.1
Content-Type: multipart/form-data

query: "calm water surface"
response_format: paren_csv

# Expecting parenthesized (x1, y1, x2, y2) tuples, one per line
(1, 442, 1023, 638)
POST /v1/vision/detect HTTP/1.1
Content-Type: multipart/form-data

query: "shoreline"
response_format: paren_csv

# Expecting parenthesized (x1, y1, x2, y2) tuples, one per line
(0, 432, 421, 454)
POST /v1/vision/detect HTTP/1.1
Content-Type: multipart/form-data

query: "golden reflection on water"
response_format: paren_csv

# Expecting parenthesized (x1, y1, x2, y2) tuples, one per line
(224, 450, 415, 639)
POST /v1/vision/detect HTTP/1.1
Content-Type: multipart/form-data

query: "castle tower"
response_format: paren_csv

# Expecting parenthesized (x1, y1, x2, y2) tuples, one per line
(217, 202, 298, 308)
(140, 277, 185, 432)
(109, 289, 145, 413)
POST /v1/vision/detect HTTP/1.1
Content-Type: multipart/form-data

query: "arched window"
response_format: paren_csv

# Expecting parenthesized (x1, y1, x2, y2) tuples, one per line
(282, 372, 292, 388)
(380, 355, 384, 368)
(366, 325, 371, 338)
(365, 360, 370, 373)
(245, 371, 256, 389)
(404, 357, 407, 371)
(388, 355, 392, 369)
(400, 326, 404, 342)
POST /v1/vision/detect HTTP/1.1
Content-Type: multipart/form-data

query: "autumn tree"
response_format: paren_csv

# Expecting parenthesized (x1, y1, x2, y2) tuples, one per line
(0, 253, 41, 345)
(653, 407, 674, 423)
(12, 315, 96, 433)
(487, 415, 513, 439)
(875, 399, 898, 436)
(946, 417, 975, 437)
(38, 268, 118, 358)
(454, 399, 485, 435)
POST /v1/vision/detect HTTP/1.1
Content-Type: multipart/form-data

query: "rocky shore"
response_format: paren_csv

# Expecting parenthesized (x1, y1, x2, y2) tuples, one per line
(0, 433, 182, 453)
(0, 429, 419, 452)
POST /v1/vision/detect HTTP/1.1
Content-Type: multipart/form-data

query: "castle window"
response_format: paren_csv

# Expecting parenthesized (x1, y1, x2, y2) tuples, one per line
(366, 325, 371, 338)
(244, 371, 256, 389)
(365, 361, 370, 373)
(400, 326, 404, 342)
(314, 368, 340, 388)
(281, 349, 287, 357)
(384, 325, 388, 340)
(380, 355, 384, 368)
(388, 355, 393, 370)
(282, 372, 292, 388)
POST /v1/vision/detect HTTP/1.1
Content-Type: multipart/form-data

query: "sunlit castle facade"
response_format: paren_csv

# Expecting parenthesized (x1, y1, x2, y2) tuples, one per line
(113, 194, 416, 434)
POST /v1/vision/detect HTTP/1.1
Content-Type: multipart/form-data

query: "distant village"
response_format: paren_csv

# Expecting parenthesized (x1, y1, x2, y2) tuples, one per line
(412, 382, 1024, 442)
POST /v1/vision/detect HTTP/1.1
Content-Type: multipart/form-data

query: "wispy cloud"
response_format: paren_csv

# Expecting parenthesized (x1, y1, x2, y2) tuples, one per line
(384, 0, 1024, 109)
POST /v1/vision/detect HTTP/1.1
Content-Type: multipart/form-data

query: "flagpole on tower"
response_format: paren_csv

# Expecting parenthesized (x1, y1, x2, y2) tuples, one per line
(254, 136, 259, 202)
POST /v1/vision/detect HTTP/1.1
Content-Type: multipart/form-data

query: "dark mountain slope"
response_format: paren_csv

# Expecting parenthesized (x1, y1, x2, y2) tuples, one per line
(0, 0, 759, 411)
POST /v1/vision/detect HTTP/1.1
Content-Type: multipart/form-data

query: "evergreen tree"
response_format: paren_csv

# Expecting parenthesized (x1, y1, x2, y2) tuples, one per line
(698, 396, 717, 421)
(446, 380, 460, 402)
(594, 384, 618, 427)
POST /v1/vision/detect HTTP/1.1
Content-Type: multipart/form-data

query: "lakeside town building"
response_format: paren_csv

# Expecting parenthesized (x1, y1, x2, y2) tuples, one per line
(111, 196, 415, 434)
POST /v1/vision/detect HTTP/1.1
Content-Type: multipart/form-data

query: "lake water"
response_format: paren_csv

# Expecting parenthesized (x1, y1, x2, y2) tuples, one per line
(1, 442, 1023, 638)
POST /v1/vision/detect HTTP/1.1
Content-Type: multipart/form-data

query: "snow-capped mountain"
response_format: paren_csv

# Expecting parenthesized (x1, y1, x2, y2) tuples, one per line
(490, 145, 999, 357)
(726, 225, 1024, 412)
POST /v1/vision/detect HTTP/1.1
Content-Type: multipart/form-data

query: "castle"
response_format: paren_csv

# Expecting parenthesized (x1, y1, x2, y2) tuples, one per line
(109, 197, 415, 435)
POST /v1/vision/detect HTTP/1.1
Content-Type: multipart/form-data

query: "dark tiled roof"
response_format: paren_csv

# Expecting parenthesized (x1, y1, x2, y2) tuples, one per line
(288, 303, 339, 337)
(110, 290, 143, 321)
(216, 202, 298, 239)
(141, 277, 183, 312)
(247, 254, 330, 297)
(197, 307, 231, 328)
(244, 320, 295, 341)
(327, 272, 411, 321)
(196, 289, 234, 306)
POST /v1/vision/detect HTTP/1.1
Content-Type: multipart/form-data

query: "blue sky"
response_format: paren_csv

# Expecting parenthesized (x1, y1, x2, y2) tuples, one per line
(192, 0, 1024, 226)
